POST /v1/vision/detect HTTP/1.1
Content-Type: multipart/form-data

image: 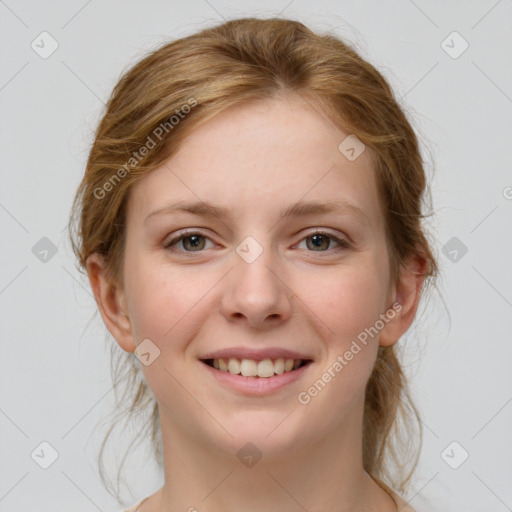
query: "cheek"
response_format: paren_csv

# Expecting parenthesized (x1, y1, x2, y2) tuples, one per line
(123, 256, 199, 344)
(304, 262, 388, 348)
(296, 260, 387, 400)
(295, 271, 383, 427)
(126, 263, 215, 421)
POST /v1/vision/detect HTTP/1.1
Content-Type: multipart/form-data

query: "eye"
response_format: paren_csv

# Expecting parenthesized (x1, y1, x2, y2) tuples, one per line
(163, 231, 215, 253)
(163, 229, 350, 256)
(296, 230, 350, 253)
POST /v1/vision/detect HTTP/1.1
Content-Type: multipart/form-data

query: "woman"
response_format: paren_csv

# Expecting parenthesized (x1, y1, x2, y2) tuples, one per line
(69, 17, 438, 511)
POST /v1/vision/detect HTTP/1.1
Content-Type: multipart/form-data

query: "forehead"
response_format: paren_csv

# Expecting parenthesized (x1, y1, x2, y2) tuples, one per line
(127, 95, 384, 231)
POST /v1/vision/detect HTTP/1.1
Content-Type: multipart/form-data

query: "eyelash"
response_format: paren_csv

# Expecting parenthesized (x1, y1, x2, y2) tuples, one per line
(163, 229, 351, 256)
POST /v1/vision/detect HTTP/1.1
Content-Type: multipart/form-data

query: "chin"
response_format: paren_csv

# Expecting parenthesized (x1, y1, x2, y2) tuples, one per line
(214, 412, 307, 458)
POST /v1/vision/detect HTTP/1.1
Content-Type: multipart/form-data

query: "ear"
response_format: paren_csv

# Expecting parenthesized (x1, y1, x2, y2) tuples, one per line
(85, 253, 136, 353)
(379, 253, 428, 347)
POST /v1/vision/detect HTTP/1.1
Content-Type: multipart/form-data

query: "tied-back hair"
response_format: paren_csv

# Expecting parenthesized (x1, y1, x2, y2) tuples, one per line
(68, 17, 439, 502)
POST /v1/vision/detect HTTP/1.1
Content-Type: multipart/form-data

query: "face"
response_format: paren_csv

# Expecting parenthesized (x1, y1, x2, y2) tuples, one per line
(98, 95, 406, 458)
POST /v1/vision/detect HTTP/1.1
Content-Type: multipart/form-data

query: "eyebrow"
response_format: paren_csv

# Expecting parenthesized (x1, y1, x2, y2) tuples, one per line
(144, 199, 369, 226)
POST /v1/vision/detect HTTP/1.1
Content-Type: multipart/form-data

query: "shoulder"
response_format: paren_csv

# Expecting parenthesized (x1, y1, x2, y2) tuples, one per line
(374, 478, 416, 512)
(375, 480, 417, 512)
(388, 490, 417, 511)
(120, 497, 147, 512)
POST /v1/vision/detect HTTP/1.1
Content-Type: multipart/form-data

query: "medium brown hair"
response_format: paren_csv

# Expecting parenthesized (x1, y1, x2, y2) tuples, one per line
(68, 17, 439, 501)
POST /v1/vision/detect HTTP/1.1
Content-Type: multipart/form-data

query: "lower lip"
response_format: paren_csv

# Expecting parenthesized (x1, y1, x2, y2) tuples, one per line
(200, 360, 313, 396)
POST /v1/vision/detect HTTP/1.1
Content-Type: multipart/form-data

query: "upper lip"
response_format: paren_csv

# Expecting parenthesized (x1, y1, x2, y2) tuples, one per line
(199, 347, 314, 361)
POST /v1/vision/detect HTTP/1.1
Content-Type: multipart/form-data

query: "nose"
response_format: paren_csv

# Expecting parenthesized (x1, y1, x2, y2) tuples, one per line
(220, 242, 293, 329)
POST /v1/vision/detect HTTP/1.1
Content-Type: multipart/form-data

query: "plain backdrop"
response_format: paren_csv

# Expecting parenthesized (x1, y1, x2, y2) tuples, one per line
(1, 1, 511, 511)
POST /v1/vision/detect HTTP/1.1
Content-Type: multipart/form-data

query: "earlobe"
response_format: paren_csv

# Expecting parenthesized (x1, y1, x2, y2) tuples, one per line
(379, 254, 428, 347)
(85, 253, 136, 353)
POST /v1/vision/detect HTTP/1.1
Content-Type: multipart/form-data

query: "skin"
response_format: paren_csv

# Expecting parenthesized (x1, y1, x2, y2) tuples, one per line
(87, 93, 426, 511)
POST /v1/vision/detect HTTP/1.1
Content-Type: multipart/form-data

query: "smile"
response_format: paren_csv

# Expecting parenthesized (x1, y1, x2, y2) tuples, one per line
(199, 357, 314, 396)
(202, 357, 311, 378)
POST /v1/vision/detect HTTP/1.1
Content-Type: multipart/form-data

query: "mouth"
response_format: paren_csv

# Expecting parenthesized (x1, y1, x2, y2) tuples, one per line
(200, 357, 313, 378)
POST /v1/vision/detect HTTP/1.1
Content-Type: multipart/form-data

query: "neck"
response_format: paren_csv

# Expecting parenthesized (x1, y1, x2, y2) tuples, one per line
(142, 400, 397, 512)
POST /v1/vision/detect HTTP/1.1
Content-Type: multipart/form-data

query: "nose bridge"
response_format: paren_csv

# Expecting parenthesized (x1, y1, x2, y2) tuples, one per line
(221, 233, 292, 327)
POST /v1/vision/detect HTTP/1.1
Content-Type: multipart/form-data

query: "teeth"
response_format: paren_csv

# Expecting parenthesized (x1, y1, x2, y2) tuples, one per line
(209, 357, 306, 378)
(227, 358, 241, 375)
(257, 359, 274, 378)
(240, 359, 258, 377)
(274, 358, 285, 375)
(218, 358, 228, 372)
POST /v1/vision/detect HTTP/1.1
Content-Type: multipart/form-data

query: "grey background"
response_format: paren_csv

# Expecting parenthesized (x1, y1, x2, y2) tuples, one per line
(1, 1, 511, 511)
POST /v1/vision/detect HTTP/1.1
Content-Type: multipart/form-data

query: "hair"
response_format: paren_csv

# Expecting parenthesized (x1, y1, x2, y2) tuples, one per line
(68, 17, 439, 502)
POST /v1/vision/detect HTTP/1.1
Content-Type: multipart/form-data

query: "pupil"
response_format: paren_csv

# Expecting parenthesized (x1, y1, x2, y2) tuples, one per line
(309, 234, 327, 250)
(185, 235, 204, 250)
